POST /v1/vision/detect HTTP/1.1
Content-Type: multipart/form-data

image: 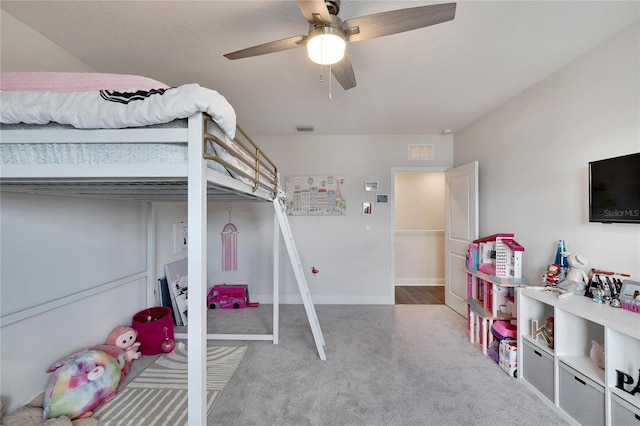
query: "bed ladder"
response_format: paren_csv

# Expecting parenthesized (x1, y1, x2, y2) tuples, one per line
(272, 198, 326, 360)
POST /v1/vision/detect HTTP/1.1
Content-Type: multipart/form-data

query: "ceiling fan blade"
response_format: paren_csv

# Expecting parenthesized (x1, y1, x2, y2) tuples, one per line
(331, 53, 357, 90)
(297, 0, 332, 25)
(224, 35, 307, 60)
(343, 3, 456, 43)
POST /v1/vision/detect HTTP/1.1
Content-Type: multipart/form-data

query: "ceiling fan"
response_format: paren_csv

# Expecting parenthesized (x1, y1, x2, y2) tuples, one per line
(224, 0, 457, 90)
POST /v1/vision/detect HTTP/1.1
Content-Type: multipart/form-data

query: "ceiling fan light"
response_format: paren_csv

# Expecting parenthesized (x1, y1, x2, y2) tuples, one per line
(307, 28, 346, 65)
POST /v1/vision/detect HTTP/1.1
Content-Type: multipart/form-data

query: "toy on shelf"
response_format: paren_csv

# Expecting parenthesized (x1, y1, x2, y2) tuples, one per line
(586, 269, 632, 307)
(207, 284, 259, 309)
(592, 287, 605, 304)
(590, 340, 605, 369)
(106, 326, 141, 374)
(553, 239, 568, 274)
(543, 264, 562, 286)
(474, 233, 525, 279)
(492, 320, 517, 341)
(619, 279, 640, 314)
(556, 253, 589, 295)
(532, 286, 572, 299)
(531, 316, 554, 349)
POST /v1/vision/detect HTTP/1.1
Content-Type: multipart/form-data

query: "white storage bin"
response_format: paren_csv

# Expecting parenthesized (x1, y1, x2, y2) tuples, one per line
(559, 362, 604, 426)
(611, 393, 640, 426)
(522, 340, 554, 402)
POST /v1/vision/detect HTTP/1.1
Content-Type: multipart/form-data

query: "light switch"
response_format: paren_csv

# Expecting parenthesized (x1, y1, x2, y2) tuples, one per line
(173, 222, 188, 254)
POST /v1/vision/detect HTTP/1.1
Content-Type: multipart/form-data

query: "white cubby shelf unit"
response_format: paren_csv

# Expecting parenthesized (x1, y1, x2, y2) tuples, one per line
(518, 288, 640, 426)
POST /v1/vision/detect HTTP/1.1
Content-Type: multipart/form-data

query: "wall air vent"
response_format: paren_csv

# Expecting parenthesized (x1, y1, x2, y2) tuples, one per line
(296, 125, 314, 132)
(408, 144, 434, 160)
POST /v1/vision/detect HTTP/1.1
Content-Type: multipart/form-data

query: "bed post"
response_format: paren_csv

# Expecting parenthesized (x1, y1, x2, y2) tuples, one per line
(187, 113, 207, 425)
(273, 212, 280, 344)
(146, 201, 156, 307)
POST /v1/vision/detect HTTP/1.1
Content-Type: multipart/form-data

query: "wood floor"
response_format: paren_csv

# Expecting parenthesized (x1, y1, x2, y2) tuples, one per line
(395, 285, 445, 304)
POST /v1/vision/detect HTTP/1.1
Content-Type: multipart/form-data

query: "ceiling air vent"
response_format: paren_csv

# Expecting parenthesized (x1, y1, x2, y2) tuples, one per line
(408, 144, 434, 160)
(296, 125, 314, 132)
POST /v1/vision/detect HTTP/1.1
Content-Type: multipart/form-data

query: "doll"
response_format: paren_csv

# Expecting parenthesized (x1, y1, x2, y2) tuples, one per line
(557, 253, 589, 295)
(107, 326, 141, 374)
(543, 264, 562, 286)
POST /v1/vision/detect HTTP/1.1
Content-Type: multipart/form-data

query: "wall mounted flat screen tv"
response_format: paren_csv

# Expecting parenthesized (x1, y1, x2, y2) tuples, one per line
(589, 152, 640, 224)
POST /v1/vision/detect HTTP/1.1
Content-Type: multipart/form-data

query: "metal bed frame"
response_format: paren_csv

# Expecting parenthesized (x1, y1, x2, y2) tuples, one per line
(0, 112, 325, 425)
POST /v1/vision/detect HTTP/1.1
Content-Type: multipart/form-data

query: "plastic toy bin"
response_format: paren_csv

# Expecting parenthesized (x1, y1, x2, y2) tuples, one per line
(132, 307, 174, 355)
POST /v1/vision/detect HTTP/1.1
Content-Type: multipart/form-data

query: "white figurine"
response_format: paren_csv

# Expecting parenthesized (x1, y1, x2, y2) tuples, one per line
(557, 253, 589, 295)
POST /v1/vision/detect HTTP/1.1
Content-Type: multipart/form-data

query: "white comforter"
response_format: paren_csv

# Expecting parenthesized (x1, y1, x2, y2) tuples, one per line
(0, 84, 237, 139)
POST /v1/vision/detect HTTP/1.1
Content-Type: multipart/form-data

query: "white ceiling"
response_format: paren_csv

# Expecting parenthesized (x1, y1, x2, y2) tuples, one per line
(2, 1, 638, 135)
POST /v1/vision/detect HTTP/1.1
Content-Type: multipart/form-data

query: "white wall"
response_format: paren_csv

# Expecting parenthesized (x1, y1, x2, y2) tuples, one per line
(153, 135, 454, 304)
(0, 11, 95, 73)
(253, 135, 453, 303)
(0, 194, 148, 411)
(153, 201, 276, 300)
(454, 22, 640, 283)
(0, 11, 144, 411)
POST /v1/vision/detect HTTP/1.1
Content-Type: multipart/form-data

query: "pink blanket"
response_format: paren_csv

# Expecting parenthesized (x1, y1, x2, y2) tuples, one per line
(0, 72, 169, 92)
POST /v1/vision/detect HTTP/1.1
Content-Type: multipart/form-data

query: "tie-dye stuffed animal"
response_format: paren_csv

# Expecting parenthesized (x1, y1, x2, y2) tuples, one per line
(43, 349, 121, 420)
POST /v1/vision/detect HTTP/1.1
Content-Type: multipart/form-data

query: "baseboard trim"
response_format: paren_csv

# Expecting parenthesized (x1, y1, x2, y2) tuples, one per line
(251, 294, 394, 305)
(395, 278, 444, 286)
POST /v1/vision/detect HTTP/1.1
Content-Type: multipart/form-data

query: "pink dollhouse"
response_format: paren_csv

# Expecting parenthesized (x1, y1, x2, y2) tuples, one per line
(475, 233, 524, 279)
(466, 233, 527, 356)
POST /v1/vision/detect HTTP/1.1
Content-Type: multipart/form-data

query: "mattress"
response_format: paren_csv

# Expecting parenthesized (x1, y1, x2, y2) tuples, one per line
(0, 78, 277, 196)
(0, 121, 230, 176)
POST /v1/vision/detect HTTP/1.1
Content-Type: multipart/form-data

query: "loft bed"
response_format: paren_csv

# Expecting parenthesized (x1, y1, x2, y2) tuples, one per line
(0, 73, 325, 425)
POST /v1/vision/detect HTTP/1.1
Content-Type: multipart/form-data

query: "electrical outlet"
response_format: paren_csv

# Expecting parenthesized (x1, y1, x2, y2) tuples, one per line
(173, 222, 188, 254)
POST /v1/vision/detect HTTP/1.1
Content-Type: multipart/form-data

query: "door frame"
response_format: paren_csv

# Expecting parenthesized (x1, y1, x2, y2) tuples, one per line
(390, 166, 448, 302)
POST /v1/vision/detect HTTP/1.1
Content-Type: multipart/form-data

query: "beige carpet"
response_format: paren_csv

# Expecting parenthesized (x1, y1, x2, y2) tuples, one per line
(95, 343, 246, 425)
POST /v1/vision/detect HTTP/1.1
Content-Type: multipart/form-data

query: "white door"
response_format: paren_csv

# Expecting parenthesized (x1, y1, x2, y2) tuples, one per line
(444, 161, 479, 316)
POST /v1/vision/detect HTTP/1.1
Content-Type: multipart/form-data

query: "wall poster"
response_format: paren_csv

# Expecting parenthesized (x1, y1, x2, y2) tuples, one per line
(285, 175, 346, 216)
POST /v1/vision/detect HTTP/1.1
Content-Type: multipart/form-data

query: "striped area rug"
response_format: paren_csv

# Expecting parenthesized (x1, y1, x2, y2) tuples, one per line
(95, 343, 247, 425)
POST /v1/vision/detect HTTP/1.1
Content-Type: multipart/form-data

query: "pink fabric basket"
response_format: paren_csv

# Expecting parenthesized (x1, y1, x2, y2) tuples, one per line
(131, 307, 174, 355)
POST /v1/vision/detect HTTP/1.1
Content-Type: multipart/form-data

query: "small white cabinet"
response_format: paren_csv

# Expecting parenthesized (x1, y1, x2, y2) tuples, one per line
(518, 288, 640, 426)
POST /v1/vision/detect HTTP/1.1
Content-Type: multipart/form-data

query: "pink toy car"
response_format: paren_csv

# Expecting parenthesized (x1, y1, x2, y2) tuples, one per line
(207, 284, 259, 309)
(491, 320, 517, 341)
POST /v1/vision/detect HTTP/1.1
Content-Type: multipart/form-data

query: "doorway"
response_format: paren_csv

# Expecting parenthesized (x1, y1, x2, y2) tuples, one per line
(392, 169, 446, 305)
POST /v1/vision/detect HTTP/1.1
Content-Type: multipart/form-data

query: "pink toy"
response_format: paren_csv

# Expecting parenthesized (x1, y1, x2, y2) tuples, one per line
(160, 326, 175, 353)
(207, 284, 259, 309)
(107, 326, 141, 374)
(590, 340, 605, 369)
(491, 320, 517, 341)
(474, 233, 525, 279)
